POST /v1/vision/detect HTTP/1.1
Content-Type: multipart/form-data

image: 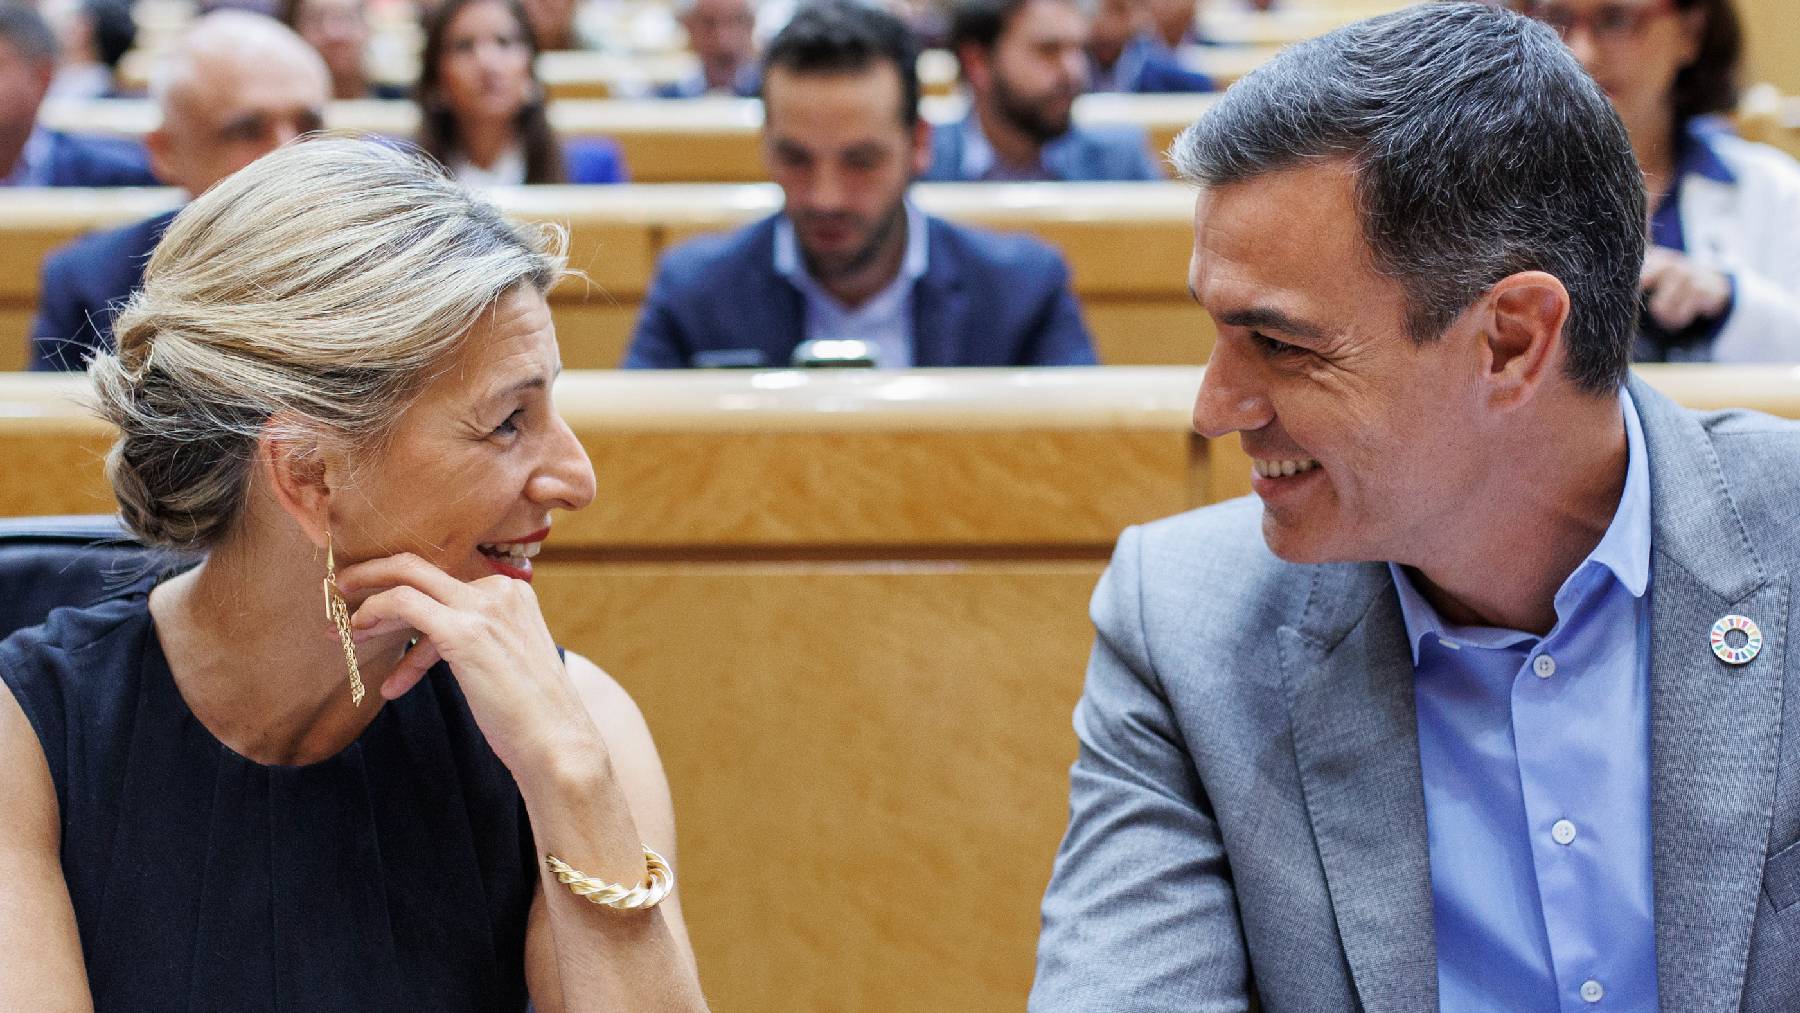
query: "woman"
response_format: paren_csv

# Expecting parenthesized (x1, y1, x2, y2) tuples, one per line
(0, 138, 705, 1011)
(1518, 0, 1800, 361)
(417, 0, 627, 185)
(281, 0, 410, 100)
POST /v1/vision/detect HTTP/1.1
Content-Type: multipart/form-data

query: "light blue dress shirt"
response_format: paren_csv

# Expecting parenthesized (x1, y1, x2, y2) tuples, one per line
(1392, 389, 1656, 1012)
(773, 201, 927, 369)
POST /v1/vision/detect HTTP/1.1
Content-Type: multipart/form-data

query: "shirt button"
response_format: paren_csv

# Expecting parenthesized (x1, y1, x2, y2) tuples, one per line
(1552, 819, 1578, 845)
(1533, 654, 1557, 678)
(1580, 979, 1604, 1003)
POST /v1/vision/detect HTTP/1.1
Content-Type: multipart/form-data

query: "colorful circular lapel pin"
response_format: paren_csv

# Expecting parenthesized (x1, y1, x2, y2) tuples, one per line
(1710, 615, 1763, 666)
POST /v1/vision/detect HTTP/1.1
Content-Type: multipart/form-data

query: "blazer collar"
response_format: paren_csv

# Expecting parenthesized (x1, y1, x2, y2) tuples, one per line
(1630, 374, 1786, 1011)
(1280, 560, 1437, 1013)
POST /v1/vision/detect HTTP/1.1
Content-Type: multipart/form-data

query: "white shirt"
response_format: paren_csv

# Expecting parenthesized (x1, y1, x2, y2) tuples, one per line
(449, 145, 527, 188)
(772, 201, 929, 369)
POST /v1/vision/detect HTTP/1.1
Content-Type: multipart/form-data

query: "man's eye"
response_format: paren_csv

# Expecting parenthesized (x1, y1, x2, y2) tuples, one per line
(1250, 331, 1301, 356)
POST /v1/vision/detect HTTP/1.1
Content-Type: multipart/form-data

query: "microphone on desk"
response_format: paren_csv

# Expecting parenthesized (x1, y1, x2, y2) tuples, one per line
(791, 338, 879, 368)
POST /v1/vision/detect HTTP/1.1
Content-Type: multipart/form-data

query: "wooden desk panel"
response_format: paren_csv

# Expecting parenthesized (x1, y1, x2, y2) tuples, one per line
(0, 368, 1212, 539)
(533, 560, 1098, 1013)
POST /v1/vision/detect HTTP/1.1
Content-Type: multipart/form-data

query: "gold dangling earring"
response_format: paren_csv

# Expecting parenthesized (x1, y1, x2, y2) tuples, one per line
(323, 532, 366, 707)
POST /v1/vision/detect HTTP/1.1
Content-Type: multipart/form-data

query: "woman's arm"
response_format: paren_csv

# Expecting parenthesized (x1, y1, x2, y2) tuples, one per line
(338, 555, 707, 1012)
(0, 682, 94, 1011)
(522, 653, 701, 1012)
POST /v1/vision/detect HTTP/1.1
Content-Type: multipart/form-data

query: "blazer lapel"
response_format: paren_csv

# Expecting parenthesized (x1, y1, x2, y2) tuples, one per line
(909, 218, 967, 367)
(1632, 377, 1787, 1012)
(1281, 562, 1438, 1013)
(756, 215, 809, 366)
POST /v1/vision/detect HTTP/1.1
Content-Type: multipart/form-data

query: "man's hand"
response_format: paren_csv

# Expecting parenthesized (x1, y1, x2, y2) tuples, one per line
(1641, 246, 1731, 331)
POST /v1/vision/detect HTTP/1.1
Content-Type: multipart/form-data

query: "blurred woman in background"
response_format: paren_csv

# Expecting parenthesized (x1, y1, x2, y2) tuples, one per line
(1518, 0, 1800, 361)
(417, 0, 626, 184)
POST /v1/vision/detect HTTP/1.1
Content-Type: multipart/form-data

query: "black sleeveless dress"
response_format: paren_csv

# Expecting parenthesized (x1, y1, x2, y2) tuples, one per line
(0, 578, 536, 1011)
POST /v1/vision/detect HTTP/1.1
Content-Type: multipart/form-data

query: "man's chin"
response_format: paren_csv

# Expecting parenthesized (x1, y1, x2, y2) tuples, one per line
(1257, 508, 1358, 565)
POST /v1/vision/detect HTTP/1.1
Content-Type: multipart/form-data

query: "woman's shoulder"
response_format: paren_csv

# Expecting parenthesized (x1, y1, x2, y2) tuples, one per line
(561, 651, 648, 745)
(0, 585, 154, 792)
(1700, 130, 1800, 192)
(0, 583, 153, 691)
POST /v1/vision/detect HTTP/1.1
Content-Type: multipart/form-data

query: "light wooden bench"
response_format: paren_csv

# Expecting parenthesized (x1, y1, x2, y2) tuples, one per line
(37, 92, 1220, 184)
(0, 182, 1214, 372)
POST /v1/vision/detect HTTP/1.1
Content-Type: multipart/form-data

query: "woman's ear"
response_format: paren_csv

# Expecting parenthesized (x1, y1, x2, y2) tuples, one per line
(255, 418, 338, 549)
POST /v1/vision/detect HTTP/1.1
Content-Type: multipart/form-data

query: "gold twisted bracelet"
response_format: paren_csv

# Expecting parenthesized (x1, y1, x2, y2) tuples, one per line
(545, 846, 675, 912)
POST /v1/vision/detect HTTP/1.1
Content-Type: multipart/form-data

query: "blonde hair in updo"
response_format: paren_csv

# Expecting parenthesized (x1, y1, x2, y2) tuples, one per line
(90, 136, 567, 552)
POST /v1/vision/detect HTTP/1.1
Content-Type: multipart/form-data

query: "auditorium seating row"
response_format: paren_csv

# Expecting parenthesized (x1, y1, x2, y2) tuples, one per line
(0, 181, 1214, 372)
(0, 363, 1792, 1011)
(38, 92, 1219, 183)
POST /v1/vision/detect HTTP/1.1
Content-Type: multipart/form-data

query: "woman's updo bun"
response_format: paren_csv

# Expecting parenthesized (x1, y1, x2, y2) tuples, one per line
(88, 136, 567, 551)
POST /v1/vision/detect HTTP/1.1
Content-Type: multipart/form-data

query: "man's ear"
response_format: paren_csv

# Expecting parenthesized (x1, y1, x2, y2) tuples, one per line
(1479, 270, 1570, 412)
(957, 43, 992, 95)
(909, 115, 933, 175)
(144, 127, 178, 189)
(255, 420, 338, 549)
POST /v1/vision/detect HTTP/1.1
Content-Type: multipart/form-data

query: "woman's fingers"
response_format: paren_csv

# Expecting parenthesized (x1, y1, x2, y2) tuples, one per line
(336, 552, 470, 605)
(350, 584, 460, 647)
(381, 638, 443, 701)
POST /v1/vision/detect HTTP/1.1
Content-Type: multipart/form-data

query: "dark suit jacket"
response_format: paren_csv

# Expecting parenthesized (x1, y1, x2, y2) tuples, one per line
(622, 212, 1097, 369)
(39, 130, 157, 187)
(921, 114, 1161, 182)
(1128, 52, 1215, 93)
(30, 209, 176, 371)
(651, 67, 759, 99)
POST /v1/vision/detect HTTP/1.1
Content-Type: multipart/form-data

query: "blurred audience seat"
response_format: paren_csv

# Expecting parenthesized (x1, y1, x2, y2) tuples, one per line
(0, 182, 1214, 371)
(0, 515, 171, 641)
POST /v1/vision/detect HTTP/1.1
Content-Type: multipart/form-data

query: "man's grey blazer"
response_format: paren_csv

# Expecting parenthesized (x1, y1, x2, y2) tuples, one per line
(1032, 376, 1800, 1012)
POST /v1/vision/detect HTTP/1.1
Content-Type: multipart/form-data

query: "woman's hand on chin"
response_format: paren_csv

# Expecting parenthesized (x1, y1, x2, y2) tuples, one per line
(337, 552, 605, 780)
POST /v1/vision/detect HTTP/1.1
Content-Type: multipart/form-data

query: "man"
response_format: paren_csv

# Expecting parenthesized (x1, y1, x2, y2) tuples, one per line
(1034, 5, 1800, 1011)
(656, 0, 760, 98)
(30, 12, 328, 371)
(624, 0, 1095, 370)
(0, 4, 153, 187)
(924, 0, 1160, 181)
(1087, 0, 1212, 93)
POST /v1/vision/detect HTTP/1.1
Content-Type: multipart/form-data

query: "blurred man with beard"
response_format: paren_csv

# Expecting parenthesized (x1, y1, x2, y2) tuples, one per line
(624, 0, 1095, 369)
(925, 0, 1161, 181)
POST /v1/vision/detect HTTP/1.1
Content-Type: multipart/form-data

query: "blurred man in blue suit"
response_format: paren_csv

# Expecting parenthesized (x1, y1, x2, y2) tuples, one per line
(31, 12, 329, 371)
(0, 5, 153, 187)
(923, 0, 1162, 181)
(1086, 0, 1213, 93)
(625, 0, 1095, 370)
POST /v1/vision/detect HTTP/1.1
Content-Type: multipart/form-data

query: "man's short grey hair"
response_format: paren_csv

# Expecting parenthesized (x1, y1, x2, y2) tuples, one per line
(1169, 2, 1644, 394)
